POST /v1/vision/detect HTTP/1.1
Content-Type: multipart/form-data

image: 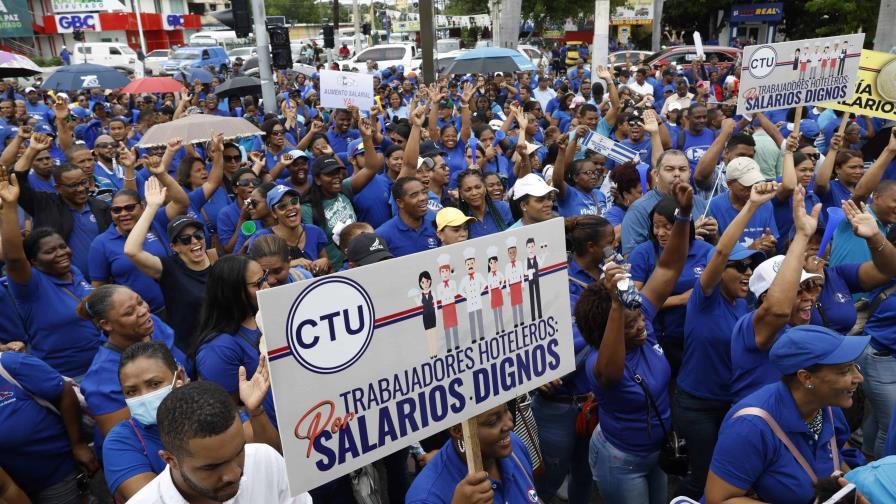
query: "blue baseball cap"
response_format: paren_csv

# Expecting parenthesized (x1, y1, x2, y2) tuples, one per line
(728, 243, 765, 262)
(0, 126, 18, 145)
(265, 184, 300, 209)
(663, 84, 675, 93)
(311, 72, 320, 80)
(33, 122, 55, 137)
(770, 325, 870, 375)
(348, 138, 365, 158)
(799, 119, 820, 139)
(69, 106, 90, 120)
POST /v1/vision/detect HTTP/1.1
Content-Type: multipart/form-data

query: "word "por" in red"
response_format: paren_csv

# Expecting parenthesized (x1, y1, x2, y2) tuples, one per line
(294, 400, 356, 458)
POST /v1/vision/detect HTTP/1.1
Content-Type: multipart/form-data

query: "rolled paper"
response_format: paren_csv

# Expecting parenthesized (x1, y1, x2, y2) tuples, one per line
(378, 114, 386, 136)
(234, 107, 243, 118)
(470, 136, 478, 164)
(636, 162, 650, 195)
(493, 130, 506, 148)
(818, 207, 845, 257)
(240, 220, 258, 236)
(132, 110, 138, 124)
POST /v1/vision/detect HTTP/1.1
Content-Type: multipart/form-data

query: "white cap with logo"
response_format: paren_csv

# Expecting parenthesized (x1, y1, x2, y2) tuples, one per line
(749, 255, 822, 298)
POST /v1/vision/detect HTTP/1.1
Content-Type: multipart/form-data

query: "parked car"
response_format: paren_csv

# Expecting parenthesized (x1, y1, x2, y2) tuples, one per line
(143, 49, 171, 76)
(609, 50, 652, 71)
(73, 42, 137, 71)
(409, 49, 469, 76)
(564, 42, 590, 66)
(518, 44, 548, 68)
(228, 46, 257, 65)
(642, 45, 741, 71)
(345, 44, 417, 72)
(161, 46, 230, 76)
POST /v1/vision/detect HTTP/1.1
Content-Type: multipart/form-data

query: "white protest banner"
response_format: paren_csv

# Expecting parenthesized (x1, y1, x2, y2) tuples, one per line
(693, 32, 705, 59)
(736, 33, 865, 116)
(258, 219, 575, 494)
(581, 131, 640, 164)
(319, 70, 374, 110)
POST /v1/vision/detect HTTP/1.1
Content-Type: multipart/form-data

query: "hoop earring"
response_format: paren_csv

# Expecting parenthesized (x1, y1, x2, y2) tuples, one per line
(457, 439, 465, 453)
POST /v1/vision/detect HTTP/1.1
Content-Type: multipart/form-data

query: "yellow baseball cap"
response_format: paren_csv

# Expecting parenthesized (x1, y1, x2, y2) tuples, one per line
(435, 207, 475, 231)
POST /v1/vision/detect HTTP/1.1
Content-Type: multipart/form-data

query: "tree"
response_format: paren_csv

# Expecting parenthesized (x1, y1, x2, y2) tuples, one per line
(786, 0, 877, 47)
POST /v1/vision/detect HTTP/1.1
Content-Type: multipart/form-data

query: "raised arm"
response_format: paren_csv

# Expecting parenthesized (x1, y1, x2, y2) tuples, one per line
(0, 128, 27, 168)
(694, 118, 735, 188)
(815, 117, 849, 195)
(777, 135, 799, 200)
(594, 66, 620, 127)
(700, 182, 778, 295)
(200, 133, 225, 200)
(239, 355, 282, 453)
(0, 167, 31, 285)
(642, 181, 694, 309)
(593, 265, 628, 387)
(144, 154, 190, 219)
(124, 178, 165, 280)
(348, 118, 380, 194)
(402, 106, 425, 173)
(842, 200, 896, 288)
(851, 129, 896, 204)
(13, 132, 51, 173)
(553, 127, 583, 196)
(53, 100, 74, 153)
(459, 82, 474, 143)
(297, 120, 325, 151)
(642, 110, 664, 168)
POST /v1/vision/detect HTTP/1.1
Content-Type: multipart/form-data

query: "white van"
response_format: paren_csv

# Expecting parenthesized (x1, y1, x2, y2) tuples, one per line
(345, 44, 416, 72)
(74, 42, 137, 70)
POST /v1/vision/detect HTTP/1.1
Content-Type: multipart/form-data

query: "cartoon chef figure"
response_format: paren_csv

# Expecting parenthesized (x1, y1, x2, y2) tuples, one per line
(486, 245, 507, 336)
(458, 247, 488, 343)
(436, 253, 460, 351)
(505, 236, 526, 328)
(525, 237, 548, 322)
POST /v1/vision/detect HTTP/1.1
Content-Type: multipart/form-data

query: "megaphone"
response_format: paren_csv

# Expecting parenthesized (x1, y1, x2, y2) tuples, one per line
(635, 162, 650, 195)
(493, 130, 506, 148)
(817, 207, 845, 257)
(469, 136, 478, 164)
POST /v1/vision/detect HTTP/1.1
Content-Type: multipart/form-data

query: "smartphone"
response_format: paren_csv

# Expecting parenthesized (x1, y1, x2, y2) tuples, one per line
(821, 482, 856, 504)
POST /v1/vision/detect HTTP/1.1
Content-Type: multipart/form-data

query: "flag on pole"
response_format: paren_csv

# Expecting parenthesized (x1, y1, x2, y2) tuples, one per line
(580, 131, 640, 164)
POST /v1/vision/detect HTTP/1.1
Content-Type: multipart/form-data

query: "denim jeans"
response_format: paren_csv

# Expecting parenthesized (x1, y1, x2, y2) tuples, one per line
(859, 346, 896, 458)
(530, 394, 593, 503)
(672, 388, 731, 499)
(589, 425, 667, 504)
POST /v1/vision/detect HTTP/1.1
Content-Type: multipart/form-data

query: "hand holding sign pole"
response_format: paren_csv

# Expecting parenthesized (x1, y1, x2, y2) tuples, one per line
(461, 419, 483, 473)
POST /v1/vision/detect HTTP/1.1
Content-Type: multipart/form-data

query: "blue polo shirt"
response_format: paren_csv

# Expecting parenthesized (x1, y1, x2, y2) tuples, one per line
(375, 211, 440, 257)
(246, 224, 328, 261)
(68, 205, 100, 280)
(620, 189, 708, 255)
(728, 312, 788, 402)
(603, 205, 626, 226)
(352, 173, 394, 228)
(8, 267, 101, 377)
(711, 382, 859, 504)
(678, 280, 749, 401)
(708, 194, 779, 248)
(466, 201, 512, 239)
(440, 140, 467, 187)
(585, 298, 672, 456)
(811, 263, 862, 334)
(103, 418, 166, 496)
(28, 171, 56, 193)
(326, 128, 360, 157)
(405, 434, 537, 504)
(0, 283, 26, 345)
(865, 279, 896, 353)
(216, 201, 241, 247)
(558, 185, 608, 217)
(88, 224, 168, 311)
(818, 179, 854, 215)
(0, 353, 75, 495)
(630, 239, 713, 342)
(196, 327, 276, 427)
(830, 207, 889, 267)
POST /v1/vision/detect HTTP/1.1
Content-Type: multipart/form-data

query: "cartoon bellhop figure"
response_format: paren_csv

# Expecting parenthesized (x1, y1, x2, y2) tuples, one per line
(458, 246, 488, 343)
(436, 253, 461, 351)
(486, 245, 507, 336)
(505, 236, 526, 328)
(525, 237, 548, 322)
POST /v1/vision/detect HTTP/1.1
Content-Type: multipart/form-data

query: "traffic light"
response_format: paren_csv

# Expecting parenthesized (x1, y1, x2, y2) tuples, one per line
(73, 29, 85, 42)
(268, 25, 292, 70)
(323, 25, 335, 49)
(362, 23, 371, 36)
(231, 0, 252, 38)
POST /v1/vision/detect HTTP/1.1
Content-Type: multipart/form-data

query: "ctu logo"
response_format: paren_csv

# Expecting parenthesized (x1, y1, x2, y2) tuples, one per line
(58, 15, 98, 30)
(286, 277, 375, 374)
(748, 46, 778, 79)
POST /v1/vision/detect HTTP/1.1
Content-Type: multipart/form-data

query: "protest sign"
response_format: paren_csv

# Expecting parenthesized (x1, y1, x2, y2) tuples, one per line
(581, 131, 640, 164)
(736, 34, 865, 116)
(319, 70, 374, 110)
(257, 219, 576, 494)
(820, 50, 896, 121)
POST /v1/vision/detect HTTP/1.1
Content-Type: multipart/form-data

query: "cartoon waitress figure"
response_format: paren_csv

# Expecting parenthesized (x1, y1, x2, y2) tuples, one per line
(486, 245, 506, 335)
(409, 271, 439, 358)
(436, 253, 460, 351)
(505, 236, 526, 328)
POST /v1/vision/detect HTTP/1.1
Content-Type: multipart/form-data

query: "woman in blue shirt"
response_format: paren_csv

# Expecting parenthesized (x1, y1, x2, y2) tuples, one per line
(672, 182, 776, 499)
(385, 91, 409, 122)
(575, 181, 694, 504)
(550, 93, 575, 134)
(456, 169, 511, 239)
(250, 185, 330, 275)
(248, 234, 313, 286)
(552, 129, 608, 217)
(173, 135, 227, 246)
(604, 162, 643, 233)
(103, 339, 277, 501)
(706, 325, 867, 504)
(194, 255, 277, 425)
(432, 83, 474, 187)
(814, 132, 865, 214)
(405, 403, 538, 504)
(0, 170, 100, 379)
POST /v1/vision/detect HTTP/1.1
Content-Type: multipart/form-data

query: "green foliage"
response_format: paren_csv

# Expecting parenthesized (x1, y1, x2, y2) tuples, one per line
(266, 0, 351, 24)
(32, 56, 63, 67)
(788, 0, 877, 47)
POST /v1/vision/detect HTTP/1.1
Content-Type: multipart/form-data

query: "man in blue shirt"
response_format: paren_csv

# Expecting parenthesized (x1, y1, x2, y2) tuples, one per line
(831, 180, 896, 267)
(347, 139, 393, 228)
(708, 156, 779, 251)
(326, 109, 360, 159)
(375, 177, 440, 257)
(674, 103, 717, 172)
(24, 87, 54, 123)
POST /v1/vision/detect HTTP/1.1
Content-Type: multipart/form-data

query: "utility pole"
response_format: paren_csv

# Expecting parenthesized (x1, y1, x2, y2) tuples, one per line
(251, 0, 277, 114)
(651, 0, 664, 52)
(591, 0, 610, 71)
(874, 0, 896, 52)
(353, 0, 361, 54)
(419, 0, 435, 83)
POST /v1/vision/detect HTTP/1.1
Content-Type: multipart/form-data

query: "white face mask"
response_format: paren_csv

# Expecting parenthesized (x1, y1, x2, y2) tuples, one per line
(125, 373, 177, 426)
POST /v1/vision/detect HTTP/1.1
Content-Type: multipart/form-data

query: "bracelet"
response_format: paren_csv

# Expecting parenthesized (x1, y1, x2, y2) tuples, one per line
(674, 213, 691, 222)
(123, 175, 137, 181)
(250, 409, 266, 418)
(875, 240, 887, 252)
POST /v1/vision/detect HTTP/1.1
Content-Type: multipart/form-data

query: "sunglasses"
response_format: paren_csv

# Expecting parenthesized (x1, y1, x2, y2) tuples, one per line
(223, 154, 242, 163)
(94, 142, 119, 149)
(271, 130, 285, 136)
(235, 178, 260, 188)
(247, 269, 269, 289)
(110, 203, 139, 214)
(274, 196, 301, 212)
(805, 152, 820, 161)
(578, 170, 601, 177)
(726, 260, 755, 273)
(174, 230, 205, 245)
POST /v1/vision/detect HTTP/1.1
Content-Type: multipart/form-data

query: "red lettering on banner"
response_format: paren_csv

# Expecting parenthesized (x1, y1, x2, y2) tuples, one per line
(294, 400, 355, 458)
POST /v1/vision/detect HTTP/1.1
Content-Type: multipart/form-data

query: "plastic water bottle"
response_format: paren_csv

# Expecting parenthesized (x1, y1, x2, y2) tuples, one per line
(602, 247, 642, 310)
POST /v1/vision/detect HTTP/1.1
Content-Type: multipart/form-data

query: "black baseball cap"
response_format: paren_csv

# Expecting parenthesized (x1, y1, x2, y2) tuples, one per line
(347, 232, 394, 266)
(419, 141, 446, 158)
(167, 215, 202, 242)
(312, 156, 342, 177)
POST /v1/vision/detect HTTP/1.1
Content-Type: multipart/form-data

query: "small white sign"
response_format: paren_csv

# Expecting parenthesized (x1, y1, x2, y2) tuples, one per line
(319, 70, 374, 110)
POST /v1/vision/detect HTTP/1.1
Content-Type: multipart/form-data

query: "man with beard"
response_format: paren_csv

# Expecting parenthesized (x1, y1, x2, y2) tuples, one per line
(128, 381, 311, 503)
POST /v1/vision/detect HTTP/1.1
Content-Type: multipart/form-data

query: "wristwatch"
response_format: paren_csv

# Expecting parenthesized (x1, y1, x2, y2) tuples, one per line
(673, 208, 691, 222)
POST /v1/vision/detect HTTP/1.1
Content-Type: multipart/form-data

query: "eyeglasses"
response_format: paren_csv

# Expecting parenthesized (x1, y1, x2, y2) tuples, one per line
(223, 154, 242, 163)
(247, 269, 269, 289)
(59, 179, 90, 189)
(235, 178, 260, 188)
(805, 152, 820, 161)
(274, 196, 301, 212)
(271, 130, 285, 136)
(94, 142, 119, 149)
(174, 230, 205, 245)
(578, 170, 601, 177)
(110, 203, 139, 214)
(725, 260, 755, 273)
(799, 279, 823, 293)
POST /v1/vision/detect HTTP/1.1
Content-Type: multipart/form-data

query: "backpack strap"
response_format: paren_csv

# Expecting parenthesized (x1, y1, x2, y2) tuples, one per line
(0, 353, 61, 415)
(867, 283, 896, 322)
(510, 451, 537, 489)
(129, 419, 148, 457)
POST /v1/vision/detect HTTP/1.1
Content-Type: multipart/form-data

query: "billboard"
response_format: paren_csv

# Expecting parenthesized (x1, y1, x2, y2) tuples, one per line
(821, 49, 896, 121)
(0, 0, 35, 37)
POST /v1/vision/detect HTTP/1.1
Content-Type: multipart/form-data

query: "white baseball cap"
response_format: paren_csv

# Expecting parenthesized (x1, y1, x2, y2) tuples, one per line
(726, 157, 765, 187)
(749, 255, 823, 298)
(511, 173, 558, 201)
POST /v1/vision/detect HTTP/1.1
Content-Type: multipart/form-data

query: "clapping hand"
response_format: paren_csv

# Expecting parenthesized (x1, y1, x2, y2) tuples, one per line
(238, 355, 271, 416)
(842, 200, 879, 239)
(143, 177, 167, 208)
(0, 166, 20, 205)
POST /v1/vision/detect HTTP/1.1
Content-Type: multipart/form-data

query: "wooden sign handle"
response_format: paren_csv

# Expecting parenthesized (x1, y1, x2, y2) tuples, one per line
(461, 418, 483, 474)
(837, 112, 851, 135)
(792, 106, 803, 138)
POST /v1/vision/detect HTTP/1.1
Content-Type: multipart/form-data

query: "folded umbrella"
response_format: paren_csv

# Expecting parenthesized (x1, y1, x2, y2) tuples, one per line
(445, 47, 537, 75)
(173, 68, 215, 85)
(42, 63, 129, 91)
(136, 113, 262, 147)
(214, 76, 262, 98)
(0, 50, 43, 78)
(120, 77, 185, 94)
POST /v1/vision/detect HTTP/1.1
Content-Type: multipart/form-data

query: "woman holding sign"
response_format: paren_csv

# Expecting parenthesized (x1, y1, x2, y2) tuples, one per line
(574, 181, 694, 504)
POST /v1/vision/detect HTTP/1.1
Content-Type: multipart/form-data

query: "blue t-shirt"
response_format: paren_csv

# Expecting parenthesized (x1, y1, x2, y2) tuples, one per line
(607, 137, 653, 169)
(466, 201, 512, 239)
(68, 205, 100, 280)
(675, 128, 717, 172)
(811, 263, 862, 334)
(326, 128, 360, 158)
(708, 194, 779, 248)
(728, 312, 787, 402)
(201, 186, 232, 229)
(88, 224, 168, 311)
(405, 434, 536, 504)
(603, 205, 626, 227)
(678, 280, 750, 401)
(102, 418, 166, 496)
(620, 189, 709, 255)
(216, 201, 241, 247)
(819, 179, 854, 215)
(585, 298, 672, 456)
(352, 173, 394, 228)
(0, 353, 75, 494)
(0, 283, 26, 345)
(375, 211, 440, 258)
(196, 327, 276, 426)
(440, 139, 467, 187)
(830, 208, 889, 267)
(246, 224, 329, 261)
(711, 381, 859, 504)
(771, 190, 822, 245)
(865, 279, 896, 353)
(8, 267, 101, 377)
(629, 239, 714, 342)
(558, 185, 608, 217)
(28, 171, 56, 193)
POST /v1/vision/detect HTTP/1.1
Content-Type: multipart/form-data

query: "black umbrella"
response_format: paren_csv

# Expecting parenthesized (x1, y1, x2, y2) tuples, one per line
(42, 63, 129, 91)
(214, 76, 262, 98)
